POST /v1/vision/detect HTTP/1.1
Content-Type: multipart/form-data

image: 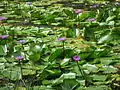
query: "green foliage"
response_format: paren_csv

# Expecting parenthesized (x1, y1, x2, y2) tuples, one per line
(0, 0, 120, 90)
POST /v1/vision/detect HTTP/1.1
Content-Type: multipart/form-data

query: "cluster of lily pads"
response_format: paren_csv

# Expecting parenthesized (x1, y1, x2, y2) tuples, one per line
(0, 0, 120, 90)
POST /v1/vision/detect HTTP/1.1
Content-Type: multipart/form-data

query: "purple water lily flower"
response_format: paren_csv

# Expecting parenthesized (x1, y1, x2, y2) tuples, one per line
(0, 17, 6, 21)
(91, 4, 99, 8)
(75, 9, 83, 14)
(88, 18, 96, 22)
(58, 37, 66, 41)
(26, 2, 32, 5)
(73, 56, 80, 61)
(16, 56, 24, 60)
(0, 35, 9, 39)
(18, 40, 26, 43)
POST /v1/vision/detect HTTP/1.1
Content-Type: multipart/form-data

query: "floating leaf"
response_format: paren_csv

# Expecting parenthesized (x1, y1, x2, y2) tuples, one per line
(48, 48, 62, 62)
(29, 52, 40, 62)
(2, 70, 21, 80)
(83, 63, 98, 73)
(22, 69, 36, 75)
(101, 65, 118, 73)
(91, 75, 108, 81)
(106, 16, 116, 22)
(86, 85, 111, 90)
(98, 34, 112, 44)
(52, 73, 76, 85)
(60, 58, 70, 66)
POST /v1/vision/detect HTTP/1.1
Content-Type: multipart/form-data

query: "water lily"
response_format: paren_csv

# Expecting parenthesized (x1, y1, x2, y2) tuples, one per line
(18, 40, 26, 43)
(58, 37, 66, 59)
(0, 16, 6, 21)
(88, 18, 96, 22)
(16, 55, 25, 84)
(16, 56, 24, 60)
(73, 55, 88, 86)
(90, 4, 99, 8)
(58, 37, 66, 41)
(75, 9, 83, 14)
(26, 2, 32, 5)
(0, 35, 9, 39)
(73, 55, 80, 61)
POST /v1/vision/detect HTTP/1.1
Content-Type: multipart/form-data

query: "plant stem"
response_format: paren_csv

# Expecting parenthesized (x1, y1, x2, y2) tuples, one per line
(76, 62, 89, 86)
(19, 61, 27, 88)
(76, 62, 85, 79)
(62, 41, 65, 59)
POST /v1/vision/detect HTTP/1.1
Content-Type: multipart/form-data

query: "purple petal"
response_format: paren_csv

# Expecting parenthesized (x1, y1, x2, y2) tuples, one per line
(90, 4, 99, 8)
(75, 9, 83, 14)
(16, 56, 24, 60)
(73, 56, 80, 61)
(0, 17, 6, 21)
(0, 35, 9, 39)
(26, 2, 32, 5)
(58, 37, 66, 41)
(18, 40, 26, 43)
(88, 18, 96, 22)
